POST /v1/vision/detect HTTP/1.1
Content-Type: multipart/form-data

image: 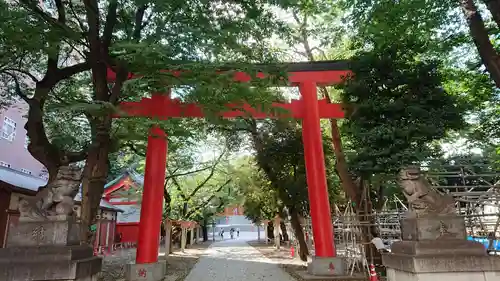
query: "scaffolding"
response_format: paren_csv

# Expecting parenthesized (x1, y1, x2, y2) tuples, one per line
(424, 163, 500, 253)
(298, 162, 500, 264)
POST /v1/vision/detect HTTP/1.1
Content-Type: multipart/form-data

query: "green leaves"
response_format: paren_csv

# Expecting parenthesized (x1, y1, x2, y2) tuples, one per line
(340, 50, 467, 174)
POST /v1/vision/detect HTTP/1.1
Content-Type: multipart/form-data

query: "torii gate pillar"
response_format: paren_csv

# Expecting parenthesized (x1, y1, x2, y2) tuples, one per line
(126, 126, 167, 281)
(300, 81, 344, 275)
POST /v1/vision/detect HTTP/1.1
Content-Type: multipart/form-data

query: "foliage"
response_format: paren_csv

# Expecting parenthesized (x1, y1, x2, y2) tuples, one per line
(223, 120, 343, 222)
(339, 50, 467, 174)
(341, 0, 499, 153)
(166, 152, 241, 224)
(234, 156, 279, 223)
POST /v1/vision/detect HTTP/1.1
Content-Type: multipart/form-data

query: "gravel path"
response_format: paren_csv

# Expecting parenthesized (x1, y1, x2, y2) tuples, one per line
(184, 239, 295, 281)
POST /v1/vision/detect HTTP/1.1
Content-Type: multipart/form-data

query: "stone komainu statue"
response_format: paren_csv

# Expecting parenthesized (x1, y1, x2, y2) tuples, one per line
(19, 165, 83, 220)
(398, 166, 456, 217)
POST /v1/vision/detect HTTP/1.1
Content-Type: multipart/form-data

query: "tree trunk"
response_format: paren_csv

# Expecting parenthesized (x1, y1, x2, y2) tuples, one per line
(80, 117, 112, 243)
(182, 202, 188, 217)
(202, 219, 208, 242)
(279, 221, 289, 242)
(25, 93, 85, 183)
(289, 207, 309, 261)
(267, 221, 275, 239)
(460, 0, 500, 88)
(329, 114, 362, 205)
(25, 100, 59, 181)
(485, 0, 500, 28)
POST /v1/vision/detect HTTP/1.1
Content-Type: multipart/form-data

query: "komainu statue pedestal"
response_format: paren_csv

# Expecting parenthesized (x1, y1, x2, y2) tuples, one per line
(0, 217, 102, 281)
(382, 215, 500, 281)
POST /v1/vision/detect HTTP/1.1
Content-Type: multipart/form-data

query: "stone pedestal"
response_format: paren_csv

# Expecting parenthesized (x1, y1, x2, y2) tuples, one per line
(383, 254, 500, 281)
(0, 218, 102, 281)
(125, 262, 166, 281)
(294, 256, 365, 281)
(383, 215, 500, 281)
(307, 256, 345, 276)
(7, 218, 81, 247)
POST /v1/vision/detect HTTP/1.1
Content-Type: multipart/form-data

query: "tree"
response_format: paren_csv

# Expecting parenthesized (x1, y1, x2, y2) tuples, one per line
(0, 0, 297, 240)
(342, 0, 499, 150)
(340, 52, 467, 175)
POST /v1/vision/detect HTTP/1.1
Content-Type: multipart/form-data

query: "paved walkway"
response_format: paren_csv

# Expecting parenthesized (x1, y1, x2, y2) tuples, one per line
(184, 238, 295, 281)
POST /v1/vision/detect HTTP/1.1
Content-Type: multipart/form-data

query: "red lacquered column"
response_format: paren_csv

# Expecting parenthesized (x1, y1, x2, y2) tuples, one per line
(299, 81, 336, 257)
(136, 126, 168, 264)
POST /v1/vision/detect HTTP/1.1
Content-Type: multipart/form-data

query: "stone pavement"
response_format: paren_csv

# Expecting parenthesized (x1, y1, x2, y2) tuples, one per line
(184, 238, 295, 281)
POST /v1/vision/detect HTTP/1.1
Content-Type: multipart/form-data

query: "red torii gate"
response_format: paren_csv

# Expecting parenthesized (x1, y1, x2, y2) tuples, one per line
(108, 60, 350, 268)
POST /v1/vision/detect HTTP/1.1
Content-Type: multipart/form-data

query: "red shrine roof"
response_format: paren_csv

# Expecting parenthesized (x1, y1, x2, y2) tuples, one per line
(103, 170, 144, 198)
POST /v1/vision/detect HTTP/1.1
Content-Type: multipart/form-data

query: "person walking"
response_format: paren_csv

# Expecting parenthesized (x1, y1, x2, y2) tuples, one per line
(236, 228, 240, 237)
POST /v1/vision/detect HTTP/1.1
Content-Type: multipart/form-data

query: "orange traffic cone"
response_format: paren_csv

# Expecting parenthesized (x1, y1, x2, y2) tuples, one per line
(369, 264, 379, 281)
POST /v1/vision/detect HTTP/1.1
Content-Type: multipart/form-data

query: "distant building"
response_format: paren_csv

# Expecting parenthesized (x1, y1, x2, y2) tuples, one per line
(0, 101, 46, 179)
(215, 205, 255, 231)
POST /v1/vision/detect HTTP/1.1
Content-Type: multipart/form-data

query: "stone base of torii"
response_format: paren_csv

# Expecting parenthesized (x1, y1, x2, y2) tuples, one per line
(125, 219, 201, 281)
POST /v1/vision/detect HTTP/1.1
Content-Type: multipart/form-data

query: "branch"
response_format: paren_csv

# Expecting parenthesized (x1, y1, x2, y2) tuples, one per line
(1, 71, 31, 102)
(166, 165, 212, 180)
(56, 62, 91, 82)
(485, 0, 500, 29)
(185, 179, 232, 219)
(132, 4, 148, 41)
(186, 151, 226, 199)
(54, 0, 66, 23)
(103, 0, 118, 51)
(83, 0, 101, 60)
(171, 176, 187, 200)
(2, 68, 39, 83)
(19, 0, 79, 38)
(292, 10, 301, 25)
(68, 0, 87, 33)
